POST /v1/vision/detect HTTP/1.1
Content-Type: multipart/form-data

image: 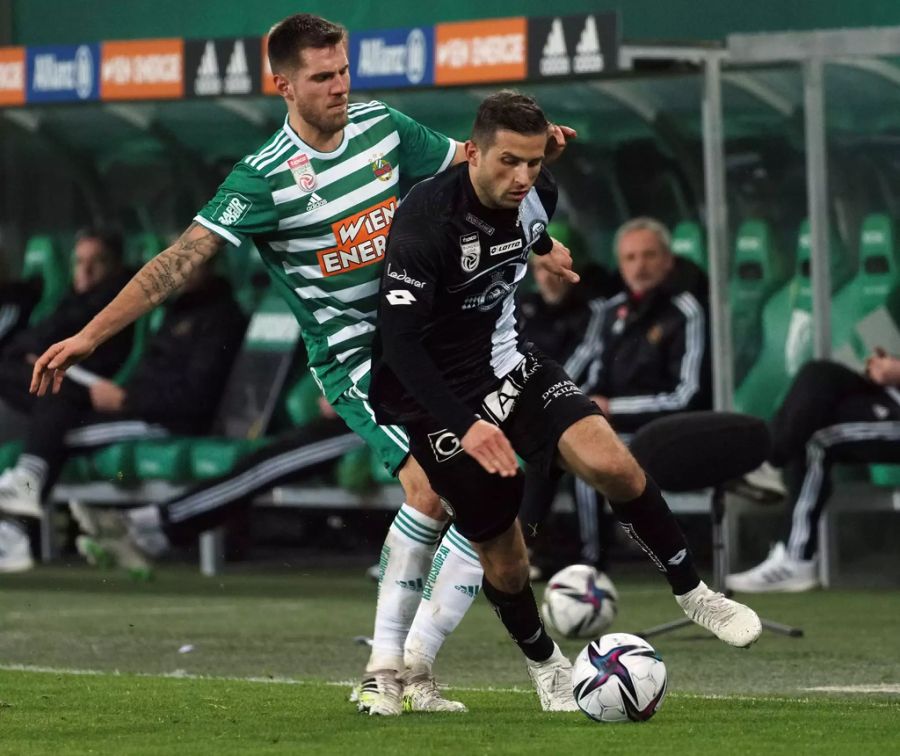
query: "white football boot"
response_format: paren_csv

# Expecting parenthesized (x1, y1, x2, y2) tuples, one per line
(400, 669, 468, 713)
(357, 669, 403, 716)
(526, 643, 579, 712)
(676, 580, 762, 647)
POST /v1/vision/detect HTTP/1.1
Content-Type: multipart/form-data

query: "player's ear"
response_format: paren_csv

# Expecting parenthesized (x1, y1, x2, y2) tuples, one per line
(464, 140, 480, 166)
(273, 72, 292, 101)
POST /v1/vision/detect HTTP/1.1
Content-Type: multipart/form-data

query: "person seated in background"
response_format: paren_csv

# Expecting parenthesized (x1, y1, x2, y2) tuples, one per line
(0, 258, 246, 571)
(517, 253, 614, 578)
(583, 216, 711, 436)
(0, 264, 42, 356)
(520, 217, 710, 578)
(73, 391, 364, 574)
(0, 227, 134, 447)
(726, 351, 900, 593)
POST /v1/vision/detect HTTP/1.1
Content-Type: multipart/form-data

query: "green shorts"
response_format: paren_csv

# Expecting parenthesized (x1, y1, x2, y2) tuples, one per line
(332, 380, 410, 476)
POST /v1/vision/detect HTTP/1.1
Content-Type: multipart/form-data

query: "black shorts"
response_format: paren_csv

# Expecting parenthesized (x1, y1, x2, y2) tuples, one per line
(406, 352, 602, 543)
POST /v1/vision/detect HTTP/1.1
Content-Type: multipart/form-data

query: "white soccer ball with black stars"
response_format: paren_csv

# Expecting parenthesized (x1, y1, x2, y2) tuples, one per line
(541, 564, 618, 639)
(572, 632, 668, 723)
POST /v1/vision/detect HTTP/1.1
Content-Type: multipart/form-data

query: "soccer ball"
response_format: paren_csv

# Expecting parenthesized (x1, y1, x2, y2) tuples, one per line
(541, 564, 618, 638)
(572, 633, 668, 723)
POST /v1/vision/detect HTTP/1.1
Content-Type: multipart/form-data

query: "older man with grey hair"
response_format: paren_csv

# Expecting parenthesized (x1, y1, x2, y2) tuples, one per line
(584, 216, 711, 434)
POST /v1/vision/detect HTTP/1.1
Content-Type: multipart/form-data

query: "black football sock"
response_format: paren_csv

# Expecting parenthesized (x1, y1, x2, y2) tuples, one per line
(607, 475, 701, 596)
(481, 577, 555, 662)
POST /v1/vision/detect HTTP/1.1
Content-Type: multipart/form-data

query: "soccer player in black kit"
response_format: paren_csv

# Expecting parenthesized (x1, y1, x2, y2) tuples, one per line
(370, 91, 762, 711)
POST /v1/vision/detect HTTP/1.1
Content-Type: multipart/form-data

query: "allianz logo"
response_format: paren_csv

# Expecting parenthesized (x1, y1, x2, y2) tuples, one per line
(357, 29, 427, 84)
(32, 45, 94, 98)
(387, 263, 426, 288)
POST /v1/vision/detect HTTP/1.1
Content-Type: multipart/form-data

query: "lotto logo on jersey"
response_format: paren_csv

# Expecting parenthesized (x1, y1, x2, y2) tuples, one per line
(216, 193, 252, 226)
(317, 197, 397, 276)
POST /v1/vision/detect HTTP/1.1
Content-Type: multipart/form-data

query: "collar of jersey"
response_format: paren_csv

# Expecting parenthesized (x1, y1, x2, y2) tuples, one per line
(281, 114, 349, 160)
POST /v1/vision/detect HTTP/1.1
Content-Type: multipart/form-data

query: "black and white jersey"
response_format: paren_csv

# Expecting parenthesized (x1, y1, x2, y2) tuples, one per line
(370, 162, 557, 438)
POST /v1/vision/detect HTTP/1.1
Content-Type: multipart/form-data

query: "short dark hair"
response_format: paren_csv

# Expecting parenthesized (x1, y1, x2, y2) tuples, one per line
(471, 90, 549, 149)
(75, 225, 124, 264)
(267, 13, 347, 74)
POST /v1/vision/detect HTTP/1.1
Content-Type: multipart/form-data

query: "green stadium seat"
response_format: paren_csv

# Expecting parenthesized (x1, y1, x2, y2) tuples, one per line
(132, 439, 192, 481)
(189, 438, 267, 480)
(336, 446, 377, 493)
(228, 241, 272, 316)
(124, 232, 164, 270)
(90, 442, 137, 483)
(22, 235, 69, 325)
(734, 219, 853, 420)
(830, 214, 900, 366)
(0, 441, 23, 471)
(671, 221, 706, 272)
(281, 372, 324, 428)
(729, 219, 792, 385)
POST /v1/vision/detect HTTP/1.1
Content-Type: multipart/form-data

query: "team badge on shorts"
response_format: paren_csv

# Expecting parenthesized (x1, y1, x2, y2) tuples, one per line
(288, 154, 317, 193)
(459, 233, 481, 272)
(370, 154, 393, 182)
(427, 428, 464, 463)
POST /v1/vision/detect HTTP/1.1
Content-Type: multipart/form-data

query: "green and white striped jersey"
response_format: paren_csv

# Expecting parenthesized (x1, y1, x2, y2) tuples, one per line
(195, 100, 455, 401)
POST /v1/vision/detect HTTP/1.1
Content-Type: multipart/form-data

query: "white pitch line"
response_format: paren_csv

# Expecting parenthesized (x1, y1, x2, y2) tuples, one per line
(2, 665, 897, 704)
(803, 685, 900, 694)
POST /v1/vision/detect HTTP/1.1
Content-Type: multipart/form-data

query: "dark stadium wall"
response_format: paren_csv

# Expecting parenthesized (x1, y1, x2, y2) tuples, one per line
(10, 0, 900, 45)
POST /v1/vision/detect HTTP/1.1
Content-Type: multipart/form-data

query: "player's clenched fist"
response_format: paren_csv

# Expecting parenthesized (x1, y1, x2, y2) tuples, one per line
(460, 419, 519, 477)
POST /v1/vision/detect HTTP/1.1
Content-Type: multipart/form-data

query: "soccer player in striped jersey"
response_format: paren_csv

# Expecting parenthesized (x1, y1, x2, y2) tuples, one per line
(29, 13, 576, 716)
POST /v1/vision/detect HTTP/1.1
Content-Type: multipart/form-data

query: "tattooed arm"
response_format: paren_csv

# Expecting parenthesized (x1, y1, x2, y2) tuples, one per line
(31, 223, 226, 396)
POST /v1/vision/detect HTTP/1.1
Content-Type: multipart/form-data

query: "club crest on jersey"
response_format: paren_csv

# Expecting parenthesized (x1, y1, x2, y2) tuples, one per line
(288, 154, 317, 193)
(370, 153, 393, 182)
(459, 233, 481, 272)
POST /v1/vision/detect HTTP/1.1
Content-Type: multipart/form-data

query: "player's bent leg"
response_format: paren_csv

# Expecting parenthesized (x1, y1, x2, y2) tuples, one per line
(557, 415, 761, 648)
(473, 520, 577, 712)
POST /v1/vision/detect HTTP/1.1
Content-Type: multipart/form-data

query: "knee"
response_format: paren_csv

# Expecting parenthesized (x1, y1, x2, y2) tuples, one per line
(485, 553, 529, 593)
(402, 478, 445, 520)
(581, 447, 645, 501)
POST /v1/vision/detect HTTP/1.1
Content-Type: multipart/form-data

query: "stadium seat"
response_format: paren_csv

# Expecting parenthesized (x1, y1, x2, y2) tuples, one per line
(132, 438, 192, 482)
(22, 235, 69, 325)
(671, 220, 706, 272)
(734, 219, 853, 419)
(189, 438, 268, 480)
(124, 232, 164, 270)
(228, 240, 272, 316)
(729, 219, 791, 386)
(0, 440, 23, 472)
(829, 213, 900, 366)
(89, 442, 137, 483)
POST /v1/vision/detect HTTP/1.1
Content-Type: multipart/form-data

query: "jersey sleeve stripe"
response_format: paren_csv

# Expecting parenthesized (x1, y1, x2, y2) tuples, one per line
(245, 132, 288, 168)
(193, 214, 242, 247)
(255, 139, 295, 172)
(437, 138, 457, 173)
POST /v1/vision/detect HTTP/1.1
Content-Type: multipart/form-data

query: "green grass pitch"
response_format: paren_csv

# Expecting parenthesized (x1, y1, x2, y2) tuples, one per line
(1, 565, 898, 754)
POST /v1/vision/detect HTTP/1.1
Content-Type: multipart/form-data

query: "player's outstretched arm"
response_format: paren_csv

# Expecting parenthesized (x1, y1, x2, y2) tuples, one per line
(30, 222, 226, 396)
